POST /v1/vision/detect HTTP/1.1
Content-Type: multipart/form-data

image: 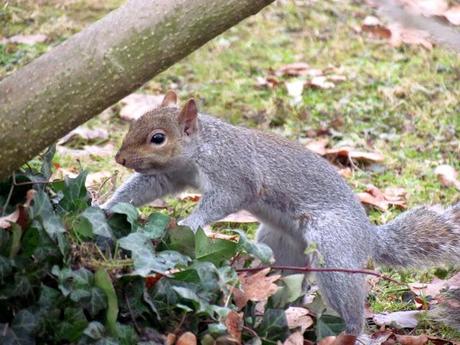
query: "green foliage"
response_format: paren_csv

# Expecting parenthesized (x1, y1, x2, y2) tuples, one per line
(0, 162, 341, 344)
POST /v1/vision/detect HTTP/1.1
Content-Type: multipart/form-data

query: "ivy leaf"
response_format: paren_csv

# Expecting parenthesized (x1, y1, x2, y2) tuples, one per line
(270, 274, 305, 308)
(257, 309, 289, 341)
(55, 307, 88, 342)
(0, 324, 35, 345)
(60, 171, 90, 212)
(29, 191, 65, 239)
(233, 229, 273, 264)
(143, 212, 169, 239)
(83, 321, 105, 340)
(167, 226, 195, 258)
(80, 207, 113, 238)
(316, 314, 346, 339)
(12, 309, 39, 335)
(0, 255, 12, 282)
(111, 203, 139, 230)
(195, 228, 237, 265)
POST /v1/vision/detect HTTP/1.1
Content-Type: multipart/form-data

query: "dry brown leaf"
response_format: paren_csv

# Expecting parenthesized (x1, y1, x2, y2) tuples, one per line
(402, 0, 449, 16)
(362, 16, 392, 38)
(237, 268, 280, 305)
(256, 75, 280, 89)
(395, 335, 428, 345)
(308, 76, 335, 89)
(324, 147, 385, 164)
(388, 23, 432, 50)
(224, 311, 243, 343)
(276, 62, 311, 76)
(409, 272, 460, 298)
(0, 190, 35, 229)
(283, 331, 304, 345)
(443, 5, 460, 25)
(85, 171, 112, 189)
(58, 127, 109, 145)
(434, 164, 460, 190)
(207, 232, 239, 241)
(285, 307, 313, 333)
(119, 93, 165, 121)
(356, 184, 406, 211)
(305, 138, 330, 156)
(370, 330, 394, 345)
(177, 192, 201, 202)
(148, 199, 168, 208)
(176, 332, 197, 345)
(5, 34, 48, 45)
(216, 210, 258, 223)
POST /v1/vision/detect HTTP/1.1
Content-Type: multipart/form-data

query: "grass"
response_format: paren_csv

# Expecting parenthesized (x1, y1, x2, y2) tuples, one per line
(1, 0, 459, 339)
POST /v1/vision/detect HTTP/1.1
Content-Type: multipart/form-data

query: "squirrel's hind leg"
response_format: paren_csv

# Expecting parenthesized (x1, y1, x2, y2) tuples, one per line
(256, 224, 309, 268)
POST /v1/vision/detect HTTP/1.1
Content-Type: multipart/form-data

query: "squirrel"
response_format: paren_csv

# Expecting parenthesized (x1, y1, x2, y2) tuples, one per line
(101, 91, 460, 339)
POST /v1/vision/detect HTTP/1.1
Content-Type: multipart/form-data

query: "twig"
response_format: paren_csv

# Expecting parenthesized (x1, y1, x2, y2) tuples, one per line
(242, 325, 258, 338)
(236, 265, 401, 285)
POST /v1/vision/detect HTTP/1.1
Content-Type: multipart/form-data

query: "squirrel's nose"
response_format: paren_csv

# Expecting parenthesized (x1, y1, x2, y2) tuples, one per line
(115, 153, 126, 166)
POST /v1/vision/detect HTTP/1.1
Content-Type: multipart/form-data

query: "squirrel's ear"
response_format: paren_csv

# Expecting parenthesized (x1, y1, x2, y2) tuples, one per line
(179, 99, 198, 135)
(161, 90, 178, 107)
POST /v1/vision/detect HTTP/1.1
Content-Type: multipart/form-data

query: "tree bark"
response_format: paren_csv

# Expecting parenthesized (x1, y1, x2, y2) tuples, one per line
(0, 0, 274, 180)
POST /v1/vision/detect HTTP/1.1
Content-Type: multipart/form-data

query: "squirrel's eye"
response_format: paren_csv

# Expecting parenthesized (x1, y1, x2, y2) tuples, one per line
(151, 133, 166, 145)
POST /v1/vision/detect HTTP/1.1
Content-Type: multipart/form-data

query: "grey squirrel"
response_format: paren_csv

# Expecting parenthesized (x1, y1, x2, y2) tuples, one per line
(101, 91, 460, 339)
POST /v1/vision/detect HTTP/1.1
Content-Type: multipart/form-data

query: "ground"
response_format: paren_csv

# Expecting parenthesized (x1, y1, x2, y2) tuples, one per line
(1, 0, 459, 340)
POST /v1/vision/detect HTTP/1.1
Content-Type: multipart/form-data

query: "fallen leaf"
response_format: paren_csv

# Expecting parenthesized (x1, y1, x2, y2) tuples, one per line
(388, 23, 433, 50)
(324, 147, 385, 164)
(0, 190, 36, 229)
(233, 268, 280, 308)
(5, 34, 48, 45)
(85, 171, 112, 189)
(148, 199, 168, 208)
(177, 192, 201, 202)
(224, 311, 243, 343)
(216, 210, 258, 223)
(119, 93, 165, 121)
(308, 76, 335, 89)
(373, 310, 421, 328)
(58, 127, 109, 145)
(409, 272, 460, 298)
(356, 184, 406, 211)
(443, 5, 460, 25)
(395, 335, 428, 345)
(370, 330, 394, 345)
(285, 80, 304, 103)
(434, 164, 460, 190)
(283, 331, 304, 345)
(176, 332, 197, 345)
(362, 16, 392, 38)
(207, 232, 239, 241)
(404, 0, 449, 16)
(256, 75, 280, 89)
(305, 138, 330, 156)
(276, 62, 311, 76)
(285, 307, 314, 333)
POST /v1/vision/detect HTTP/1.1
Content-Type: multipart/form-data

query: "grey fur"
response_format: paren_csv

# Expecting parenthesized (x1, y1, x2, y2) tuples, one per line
(102, 113, 460, 335)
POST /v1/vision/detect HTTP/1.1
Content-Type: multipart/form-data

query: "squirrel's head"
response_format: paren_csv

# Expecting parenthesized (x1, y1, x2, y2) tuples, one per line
(115, 90, 199, 174)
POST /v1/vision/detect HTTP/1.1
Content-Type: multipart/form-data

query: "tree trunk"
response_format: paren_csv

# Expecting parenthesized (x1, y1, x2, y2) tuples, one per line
(0, 0, 274, 180)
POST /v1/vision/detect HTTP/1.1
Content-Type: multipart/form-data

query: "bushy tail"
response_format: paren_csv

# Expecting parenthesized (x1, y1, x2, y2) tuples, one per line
(373, 203, 460, 268)
(431, 288, 460, 331)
